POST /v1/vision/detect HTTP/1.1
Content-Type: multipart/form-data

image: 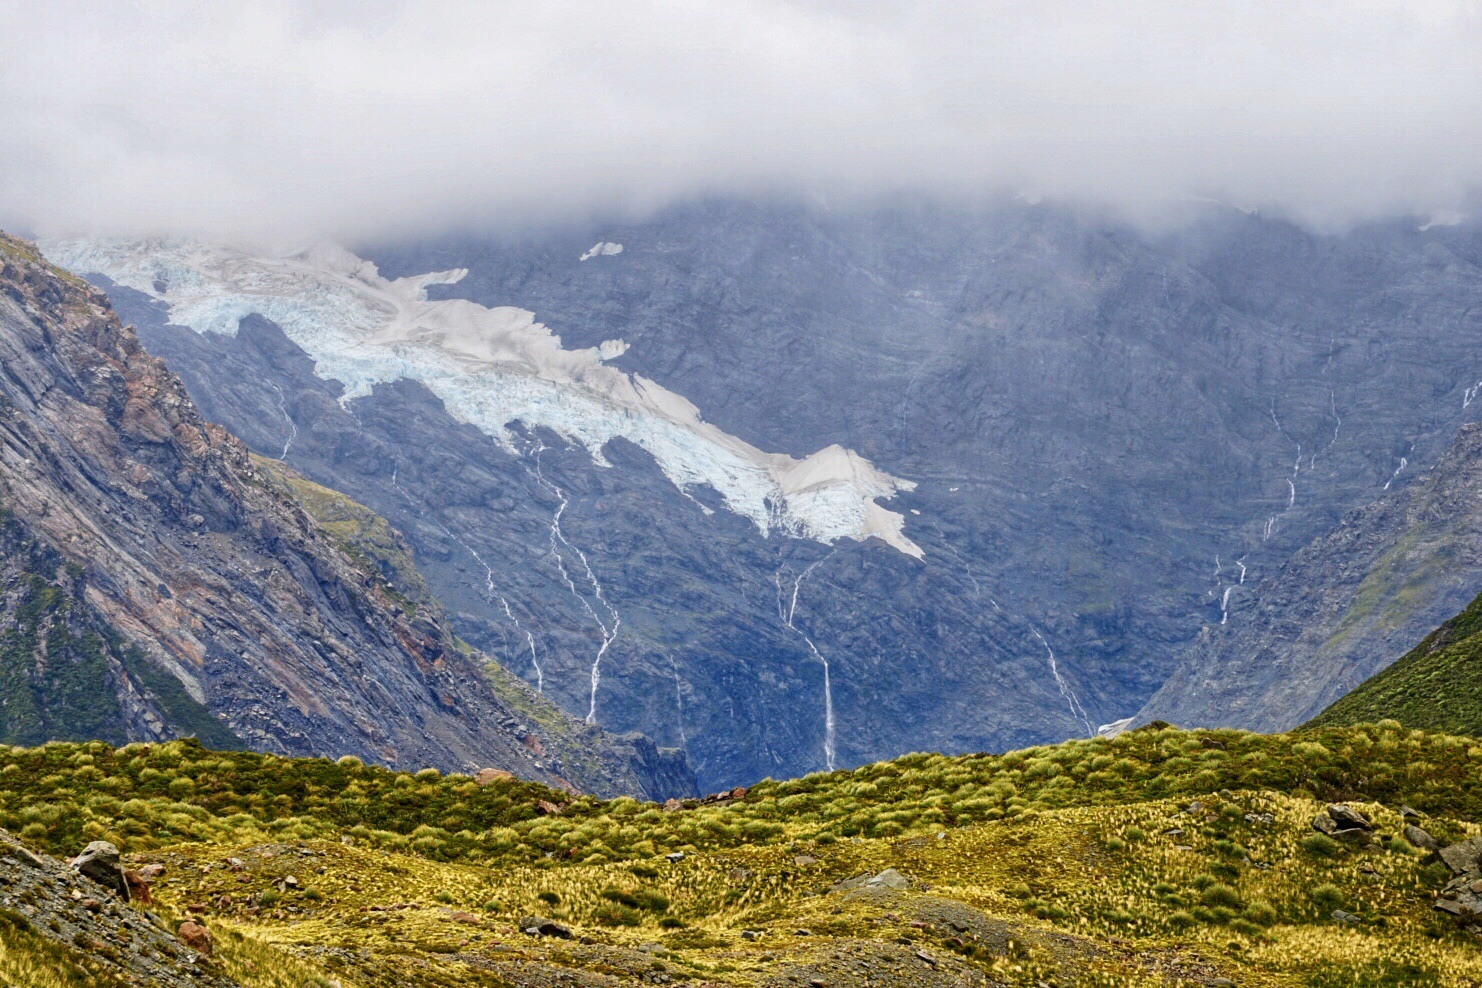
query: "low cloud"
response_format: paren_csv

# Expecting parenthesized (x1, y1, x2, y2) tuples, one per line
(2, 1, 1480, 242)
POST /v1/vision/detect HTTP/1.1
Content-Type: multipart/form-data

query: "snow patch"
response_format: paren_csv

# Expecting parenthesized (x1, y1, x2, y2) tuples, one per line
(45, 237, 921, 557)
(580, 242, 624, 261)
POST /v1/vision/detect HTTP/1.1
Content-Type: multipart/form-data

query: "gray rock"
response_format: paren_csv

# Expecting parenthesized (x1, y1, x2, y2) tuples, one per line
(518, 916, 573, 939)
(1331, 909, 1362, 924)
(1404, 824, 1440, 851)
(866, 869, 911, 890)
(70, 841, 128, 900)
(1438, 836, 1482, 876)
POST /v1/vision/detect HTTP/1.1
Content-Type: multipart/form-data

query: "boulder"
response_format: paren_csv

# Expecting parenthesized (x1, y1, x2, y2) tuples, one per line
(1325, 804, 1373, 831)
(123, 869, 153, 905)
(137, 863, 165, 880)
(474, 768, 513, 786)
(1404, 824, 1440, 852)
(70, 841, 128, 900)
(519, 916, 573, 939)
(1438, 836, 1482, 877)
(177, 920, 213, 956)
(1312, 804, 1373, 842)
(867, 869, 911, 890)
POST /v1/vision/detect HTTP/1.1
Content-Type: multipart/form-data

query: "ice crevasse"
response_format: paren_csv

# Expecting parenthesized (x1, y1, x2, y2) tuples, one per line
(43, 238, 923, 558)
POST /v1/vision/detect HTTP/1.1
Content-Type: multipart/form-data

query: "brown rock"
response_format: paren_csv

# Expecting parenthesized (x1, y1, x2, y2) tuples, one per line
(535, 799, 563, 816)
(729, 786, 748, 799)
(474, 768, 513, 786)
(137, 863, 166, 880)
(123, 870, 152, 905)
(177, 920, 213, 956)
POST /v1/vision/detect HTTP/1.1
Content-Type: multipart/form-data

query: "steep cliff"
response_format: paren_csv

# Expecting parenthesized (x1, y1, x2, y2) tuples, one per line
(0, 233, 692, 798)
(1141, 424, 1482, 731)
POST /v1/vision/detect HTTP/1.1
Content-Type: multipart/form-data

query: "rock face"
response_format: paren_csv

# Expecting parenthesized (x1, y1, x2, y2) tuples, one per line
(0, 233, 692, 799)
(1143, 423, 1482, 732)
(49, 202, 1482, 786)
(1434, 835, 1482, 928)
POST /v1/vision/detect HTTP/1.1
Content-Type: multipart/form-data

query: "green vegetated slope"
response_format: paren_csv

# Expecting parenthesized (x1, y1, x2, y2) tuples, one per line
(1310, 589, 1482, 736)
(1, 723, 1480, 987)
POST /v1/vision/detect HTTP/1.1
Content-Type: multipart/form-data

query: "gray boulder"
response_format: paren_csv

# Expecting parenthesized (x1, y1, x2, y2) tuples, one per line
(70, 841, 128, 900)
(1404, 824, 1440, 852)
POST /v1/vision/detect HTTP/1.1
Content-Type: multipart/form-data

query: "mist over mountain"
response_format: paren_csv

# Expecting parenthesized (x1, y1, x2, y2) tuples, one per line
(4, 3, 1482, 243)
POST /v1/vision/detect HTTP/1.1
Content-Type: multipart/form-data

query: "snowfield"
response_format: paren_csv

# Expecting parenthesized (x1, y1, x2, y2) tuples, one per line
(44, 238, 922, 558)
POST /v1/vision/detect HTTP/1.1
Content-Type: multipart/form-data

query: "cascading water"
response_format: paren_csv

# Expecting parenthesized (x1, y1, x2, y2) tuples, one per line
(528, 441, 619, 724)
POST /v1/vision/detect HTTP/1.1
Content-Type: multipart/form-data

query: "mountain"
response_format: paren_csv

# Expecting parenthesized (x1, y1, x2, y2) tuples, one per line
(3, 725, 1482, 987)
(0, 232, 691, 798)
(1308, 586, 1482, 735)
(42, 201, 1482, 786)
(1141, 423, 1482, 731)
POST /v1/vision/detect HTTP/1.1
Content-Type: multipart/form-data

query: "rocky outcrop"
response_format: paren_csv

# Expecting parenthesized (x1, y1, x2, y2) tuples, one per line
(0, 233, 692, 798)
(0, 828, 239, 987)
(1142, 424, 1482, 732)
(1434, 835, 1482, 928)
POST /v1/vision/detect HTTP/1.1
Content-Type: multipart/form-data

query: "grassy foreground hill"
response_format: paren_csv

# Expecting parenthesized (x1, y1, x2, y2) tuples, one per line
(0, 724, 1480, 986)
(1309, 589, 1482, 737)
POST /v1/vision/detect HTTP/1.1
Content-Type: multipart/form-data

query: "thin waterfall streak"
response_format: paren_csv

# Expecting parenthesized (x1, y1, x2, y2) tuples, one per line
(1031, 627, 1094, 737)
(777, 553, 840, 771)
(389, 463, 545, 693)
(529, 440, 619, 723)
(269, 383, 297, 461)
(499, 595, 542, 694)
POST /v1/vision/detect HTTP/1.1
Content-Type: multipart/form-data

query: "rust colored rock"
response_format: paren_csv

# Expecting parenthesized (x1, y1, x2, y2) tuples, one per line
(730, 786, 748, 799)
(137, 863, 165, 880)
(123, 869, 152, 905)
(535, 799, 563, 816)
(177, 920, 213, 956)
(474, 768, 513, 786)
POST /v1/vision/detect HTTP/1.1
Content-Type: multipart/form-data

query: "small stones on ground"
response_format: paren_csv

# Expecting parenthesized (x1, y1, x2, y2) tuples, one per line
(1244, 813, 1274, 825)
(740, 929, 764, 941)
(1331, 910, 1362, 924)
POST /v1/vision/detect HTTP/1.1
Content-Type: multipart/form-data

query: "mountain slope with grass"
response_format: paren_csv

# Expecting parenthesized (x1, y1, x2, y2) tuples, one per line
(0, 231, 690, 799)
(1308, 589, 1482, 736)
(0, 723, 1480, 987)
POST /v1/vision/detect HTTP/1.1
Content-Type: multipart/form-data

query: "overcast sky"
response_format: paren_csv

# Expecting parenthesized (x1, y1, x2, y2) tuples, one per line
(2, 1, 1480, 242)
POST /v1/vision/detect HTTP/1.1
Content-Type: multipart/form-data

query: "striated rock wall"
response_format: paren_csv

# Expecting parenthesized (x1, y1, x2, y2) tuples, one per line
(0, 233, 692, 798)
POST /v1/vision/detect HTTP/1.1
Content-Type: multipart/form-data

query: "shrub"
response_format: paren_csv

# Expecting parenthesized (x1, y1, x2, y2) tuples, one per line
(1301, 834, 1343, 858)
(1167, 910, 1196, 930)
(1311, 884, 1346, 913)
(1243, 901, 1278, 926)
(1200, 883, 1243, 910)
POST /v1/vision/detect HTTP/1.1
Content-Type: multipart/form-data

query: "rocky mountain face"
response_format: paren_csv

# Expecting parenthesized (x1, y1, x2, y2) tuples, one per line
(1308, 582, 1482, 736)
(1141, 423, 1482, 731)
(0, 233, 692, 799)
(47, 201, 1482, 787)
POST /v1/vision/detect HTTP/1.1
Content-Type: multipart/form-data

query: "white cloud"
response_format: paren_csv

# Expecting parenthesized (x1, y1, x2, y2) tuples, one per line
(2, 1, 1480, 240)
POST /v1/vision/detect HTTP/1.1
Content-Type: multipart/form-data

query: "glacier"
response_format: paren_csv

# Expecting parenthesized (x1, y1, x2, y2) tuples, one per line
(43, 238, 922, 558)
